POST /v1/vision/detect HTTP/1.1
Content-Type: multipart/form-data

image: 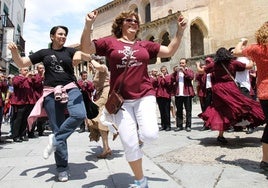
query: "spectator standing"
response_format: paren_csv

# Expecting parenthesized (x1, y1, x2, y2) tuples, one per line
(156, 65, 172, 131)
(171, 58, 195, 132)
(87, 55, 118, 159)
(235, 55, 256, 134)
(149, 68, 158, 91)
(170, 65, 178, 124)
(31, 64, 46, 136)
(10, 67, 34, 142)
(3, 74, 14, 136)
(0, 73, 8, 141)
(195, 59, 212, 131)
(77, 70, 95, 133)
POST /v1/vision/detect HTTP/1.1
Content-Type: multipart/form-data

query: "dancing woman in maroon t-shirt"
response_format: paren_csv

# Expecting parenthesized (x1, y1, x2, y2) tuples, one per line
(81, 10, 187, 187)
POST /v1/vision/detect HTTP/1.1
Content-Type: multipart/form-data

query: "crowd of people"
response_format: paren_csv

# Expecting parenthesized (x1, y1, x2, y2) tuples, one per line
(0, 9, 267, 188)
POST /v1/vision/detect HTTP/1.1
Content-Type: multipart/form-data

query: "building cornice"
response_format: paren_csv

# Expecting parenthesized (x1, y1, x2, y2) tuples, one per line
(96, 0, 130, 14)
(139, 11, 181, 32)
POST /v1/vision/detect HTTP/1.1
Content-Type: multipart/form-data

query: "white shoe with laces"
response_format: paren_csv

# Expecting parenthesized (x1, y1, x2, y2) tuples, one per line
(43, 134, 56, 159)
(58, 171, 68, 182)
(129, 177, 148, 188)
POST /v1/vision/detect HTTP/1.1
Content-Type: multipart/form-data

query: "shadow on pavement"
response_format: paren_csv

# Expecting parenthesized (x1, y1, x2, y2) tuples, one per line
(85, 146, 124, 161)
(187, 136, 262, 148)
(82, 173, 171, 188)
(20, 162, 97, 182)
(215, 154, 268, 179)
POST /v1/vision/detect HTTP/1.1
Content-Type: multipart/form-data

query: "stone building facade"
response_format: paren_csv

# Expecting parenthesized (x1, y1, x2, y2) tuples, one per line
(0, 0, 25, 74)
(84, 0, 268, 73)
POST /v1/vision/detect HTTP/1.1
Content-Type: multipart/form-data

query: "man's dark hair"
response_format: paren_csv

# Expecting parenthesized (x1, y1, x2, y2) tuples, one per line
(80, 70, 87, 76)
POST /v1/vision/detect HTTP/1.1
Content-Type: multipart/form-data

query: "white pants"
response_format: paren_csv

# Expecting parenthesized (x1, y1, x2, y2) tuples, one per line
(114, 95, 159, 162)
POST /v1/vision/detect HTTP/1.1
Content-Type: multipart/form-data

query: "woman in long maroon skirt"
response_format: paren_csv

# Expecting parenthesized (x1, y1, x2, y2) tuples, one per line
(196, 47, 265, 144)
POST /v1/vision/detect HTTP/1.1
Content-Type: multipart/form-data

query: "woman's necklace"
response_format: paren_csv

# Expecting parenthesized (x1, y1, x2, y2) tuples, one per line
(121, 36, 136, 44)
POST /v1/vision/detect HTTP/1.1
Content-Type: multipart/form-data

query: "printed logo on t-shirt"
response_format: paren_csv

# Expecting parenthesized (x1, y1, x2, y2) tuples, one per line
(117, 46, 142, 69)
(49, 55, 64, 73)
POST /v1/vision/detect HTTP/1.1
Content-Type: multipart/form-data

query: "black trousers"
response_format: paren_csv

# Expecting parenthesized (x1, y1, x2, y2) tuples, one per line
(11, 104, 33, 139)
(175, 96, 192, 128)
(200, 88, 212, 113)
(240, 87, 251, 98)
(156, 97, 171, 129)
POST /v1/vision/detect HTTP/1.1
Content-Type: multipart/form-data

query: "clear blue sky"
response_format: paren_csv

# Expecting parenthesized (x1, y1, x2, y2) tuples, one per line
(24, 0, 112, 55)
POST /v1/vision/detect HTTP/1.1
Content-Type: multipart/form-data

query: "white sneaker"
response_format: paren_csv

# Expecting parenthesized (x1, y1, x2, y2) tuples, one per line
(129, 177, 148, 188)
(43, 134, 56, 159)
(58, 171, 68, 182)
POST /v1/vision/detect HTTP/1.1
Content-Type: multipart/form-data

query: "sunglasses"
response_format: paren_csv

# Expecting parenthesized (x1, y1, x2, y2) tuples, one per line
(124, 18, 139, 24)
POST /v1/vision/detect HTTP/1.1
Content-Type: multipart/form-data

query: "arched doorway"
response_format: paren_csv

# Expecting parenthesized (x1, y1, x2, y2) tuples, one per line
(190, 23, 204, 57)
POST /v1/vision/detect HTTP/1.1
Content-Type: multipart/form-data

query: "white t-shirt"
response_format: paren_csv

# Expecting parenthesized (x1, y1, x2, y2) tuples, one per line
(206, 73, 212, 89)
(235, 57, 251, 91)
(178, 71, 184, 96)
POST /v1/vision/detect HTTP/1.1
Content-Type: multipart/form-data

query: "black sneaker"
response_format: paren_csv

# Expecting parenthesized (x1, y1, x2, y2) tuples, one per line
(20, 136, 29, 141)
(200, 126, 209, 131)
(38, 132, 44, 136)
(28, 133, 37, 138)
(260, 161, 268, 171)
(185, 127, 191, 132)
(246, 127, 254, 134)
(165, 127, 171, 131)
(174, 127, 183, 132)
(217, 136, 228, 144)
(227, 126, 234, 133)
(78, 129, 85, 133)
(13, 138, 23, 142)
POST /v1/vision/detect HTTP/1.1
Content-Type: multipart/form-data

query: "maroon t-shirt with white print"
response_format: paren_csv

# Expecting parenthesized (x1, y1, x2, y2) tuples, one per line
(93, 36, 160, 100)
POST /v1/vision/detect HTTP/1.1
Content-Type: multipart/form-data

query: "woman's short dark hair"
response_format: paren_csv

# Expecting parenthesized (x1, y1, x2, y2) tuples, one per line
(214, 47, 233, 64)
(50, 25, 69, 36)
(49, 26, 69, 48)
(111, 11, 140, 38)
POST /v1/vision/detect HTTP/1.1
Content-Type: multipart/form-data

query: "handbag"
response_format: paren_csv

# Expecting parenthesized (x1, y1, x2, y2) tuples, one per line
(81, 90, 99, 119)
(105, 90, 124, 114)
(105, 47, 133, 114)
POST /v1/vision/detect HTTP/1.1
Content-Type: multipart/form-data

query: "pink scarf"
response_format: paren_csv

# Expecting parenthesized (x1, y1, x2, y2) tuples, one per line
(27, 82, 77, 129)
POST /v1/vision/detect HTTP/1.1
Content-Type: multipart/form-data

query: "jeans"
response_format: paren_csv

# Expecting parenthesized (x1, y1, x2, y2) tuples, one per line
(44, 88, 86, 172)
